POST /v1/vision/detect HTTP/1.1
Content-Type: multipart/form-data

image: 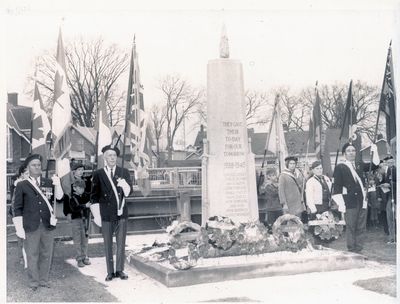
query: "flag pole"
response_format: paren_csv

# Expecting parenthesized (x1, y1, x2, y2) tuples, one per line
(256, 94, 278, 193)
(368, 41, 392, 174)
(121, 36, 136, 174)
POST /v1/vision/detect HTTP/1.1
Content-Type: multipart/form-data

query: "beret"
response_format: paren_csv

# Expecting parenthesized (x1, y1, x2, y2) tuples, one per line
(24, 154, 42, 166)
(101, 144, 120, 156)
(284, 156, 298, 162)
(341, 142, 355, 154)
(310, 160, 322, 170)
(71, 162, 85, 171)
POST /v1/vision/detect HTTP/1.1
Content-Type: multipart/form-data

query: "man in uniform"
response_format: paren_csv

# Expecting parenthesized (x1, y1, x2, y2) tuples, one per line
(91, 144, 132, 281)
(332, 142, 379, 252)
(13, 154, 64, 290)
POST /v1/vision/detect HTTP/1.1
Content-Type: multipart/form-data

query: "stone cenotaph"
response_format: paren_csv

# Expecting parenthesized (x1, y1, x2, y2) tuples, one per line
(202, 26, 258, 224)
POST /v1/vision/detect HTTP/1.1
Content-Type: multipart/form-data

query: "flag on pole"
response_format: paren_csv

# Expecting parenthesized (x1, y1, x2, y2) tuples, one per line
(125, 38, 152, 195)
(126, 38, 152, 171)
(94, 85, 112, 168)
(265, 96, 288, 173)
(308, 87, 322, 160)
(340, 80, 358, 144)
(379, 42, 396, 152)
(52, 28, 72, 177)
(31, 82, 51, 163)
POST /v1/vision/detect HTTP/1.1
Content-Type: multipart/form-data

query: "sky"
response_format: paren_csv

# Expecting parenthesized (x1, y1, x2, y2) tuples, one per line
(2, 0, 400, 146)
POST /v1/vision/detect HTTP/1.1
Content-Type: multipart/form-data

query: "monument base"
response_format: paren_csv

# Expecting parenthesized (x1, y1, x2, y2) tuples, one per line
(127, 247, 367, 287)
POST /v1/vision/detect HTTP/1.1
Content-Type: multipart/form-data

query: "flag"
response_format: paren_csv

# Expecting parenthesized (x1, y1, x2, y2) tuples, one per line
(265, 96, 288, 173)
(379, 42, 396, 150)
(340, 80, 358, 144)
(126, 39, 152, 170)
(125, 38, 152, 195)
(320, 130, 333, 177)
(308, 87, 322, 160)
(94, 85, 112, 168)
(52, 28, 72, 177)
(31, 82, 51, 163)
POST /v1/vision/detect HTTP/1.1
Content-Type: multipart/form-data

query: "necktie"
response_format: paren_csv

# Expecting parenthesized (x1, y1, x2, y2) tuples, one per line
(36, 178, 40, 188)
(110, 168, 114, 179)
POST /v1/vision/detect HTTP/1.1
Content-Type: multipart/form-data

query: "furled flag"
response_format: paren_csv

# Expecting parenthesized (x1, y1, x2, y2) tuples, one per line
(379, 42, 396, 153)
(308, 86, 322, 160)
(265, 95, 288, 173)
(52, 28, 72, 177)
(340, 80, 362, 163)
(125, 37, 152, 195)
(31, 82, 51, 164)
(340, 80, 358, 144)
(94, 84, 112, 168)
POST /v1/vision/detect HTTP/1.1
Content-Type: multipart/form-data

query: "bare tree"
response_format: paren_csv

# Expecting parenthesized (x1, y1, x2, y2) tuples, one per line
(244, 90, 271, 126)
(274, 87, 309, 132)
(150, 104, 167, 162)
(29, 38, 129, 127)
(159, 75, 203, 160)
(300, 82, 379, 138)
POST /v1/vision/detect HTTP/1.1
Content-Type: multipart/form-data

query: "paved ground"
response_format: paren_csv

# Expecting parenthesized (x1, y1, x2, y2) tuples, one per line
(6, 227, 398, 303)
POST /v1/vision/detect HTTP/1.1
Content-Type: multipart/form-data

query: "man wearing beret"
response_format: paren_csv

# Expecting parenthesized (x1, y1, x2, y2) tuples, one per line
(278, 156, 306, 218)
(91, 144, 132, 281)
(332, 142, 379, 252)
(13, 154, 64, 290)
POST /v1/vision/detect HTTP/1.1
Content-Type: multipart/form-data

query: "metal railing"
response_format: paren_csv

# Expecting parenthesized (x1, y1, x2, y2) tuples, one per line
(129, 167, 202, 190)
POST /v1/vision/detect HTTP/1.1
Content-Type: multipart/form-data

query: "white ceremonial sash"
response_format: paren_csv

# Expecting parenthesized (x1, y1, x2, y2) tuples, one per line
(343, 161, 367, 208)
(27, 178, 55, 215)
(103, 168, 126, 216)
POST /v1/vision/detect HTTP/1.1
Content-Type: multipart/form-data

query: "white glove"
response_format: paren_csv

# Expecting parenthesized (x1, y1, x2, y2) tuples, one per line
(90, 203, 102, 227)
(117, 178, 131, 197)
(332, 194, 346, 213)
(52, 175, 64, 200)
(12, 216, 25, 239)
(51, 175, 61, 186)
(370, 144, 380, 165)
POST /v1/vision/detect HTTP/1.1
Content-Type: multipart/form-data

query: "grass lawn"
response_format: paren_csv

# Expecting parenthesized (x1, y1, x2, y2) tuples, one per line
(7, 239, 117, 302)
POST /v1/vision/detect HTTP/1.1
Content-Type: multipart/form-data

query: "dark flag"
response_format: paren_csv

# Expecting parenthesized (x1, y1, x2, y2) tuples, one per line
(308, 87, 322, 160)
(379, 42, 396, 151)
(340, 80, 357, 144)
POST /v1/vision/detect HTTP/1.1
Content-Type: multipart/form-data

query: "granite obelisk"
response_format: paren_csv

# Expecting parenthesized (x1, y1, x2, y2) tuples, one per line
(202, 26, 258, 224)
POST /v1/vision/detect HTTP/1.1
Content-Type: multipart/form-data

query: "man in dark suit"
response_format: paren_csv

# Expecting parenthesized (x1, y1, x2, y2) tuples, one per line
(380, 155, 396, 244)
(91, 144, 132, 281)
(332, 142, 379, 253)
(13, 154, 64, 290)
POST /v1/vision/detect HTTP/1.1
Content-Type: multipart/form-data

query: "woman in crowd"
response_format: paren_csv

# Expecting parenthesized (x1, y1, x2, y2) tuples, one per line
(305, 160, 332, 219)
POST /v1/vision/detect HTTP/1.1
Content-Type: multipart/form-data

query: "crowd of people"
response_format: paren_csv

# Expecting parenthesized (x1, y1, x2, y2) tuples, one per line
(8, 140, 396, 290)
(8, 144, 132, 290)
(258, 141, 397, 253)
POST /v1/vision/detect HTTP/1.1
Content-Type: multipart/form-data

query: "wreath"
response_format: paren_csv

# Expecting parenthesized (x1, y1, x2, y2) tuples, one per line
(272, 214, 308, 252)
(308, 211, 345, 241)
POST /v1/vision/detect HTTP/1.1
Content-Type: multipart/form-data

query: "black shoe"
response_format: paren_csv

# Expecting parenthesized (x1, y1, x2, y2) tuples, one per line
(105, 273, 114, 281)
(115, 271, 128, 280)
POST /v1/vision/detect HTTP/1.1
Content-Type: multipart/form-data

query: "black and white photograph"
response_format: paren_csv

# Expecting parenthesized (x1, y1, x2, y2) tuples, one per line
(3, 0, 399, 302)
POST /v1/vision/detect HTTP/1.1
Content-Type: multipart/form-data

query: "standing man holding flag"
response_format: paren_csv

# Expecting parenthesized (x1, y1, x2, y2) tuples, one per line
(91, 144, 132, 281)
(13, 154, 64, 290)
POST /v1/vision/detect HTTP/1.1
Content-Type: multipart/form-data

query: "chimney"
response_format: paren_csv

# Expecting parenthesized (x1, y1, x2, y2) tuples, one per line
(8, 93, 18, 106)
